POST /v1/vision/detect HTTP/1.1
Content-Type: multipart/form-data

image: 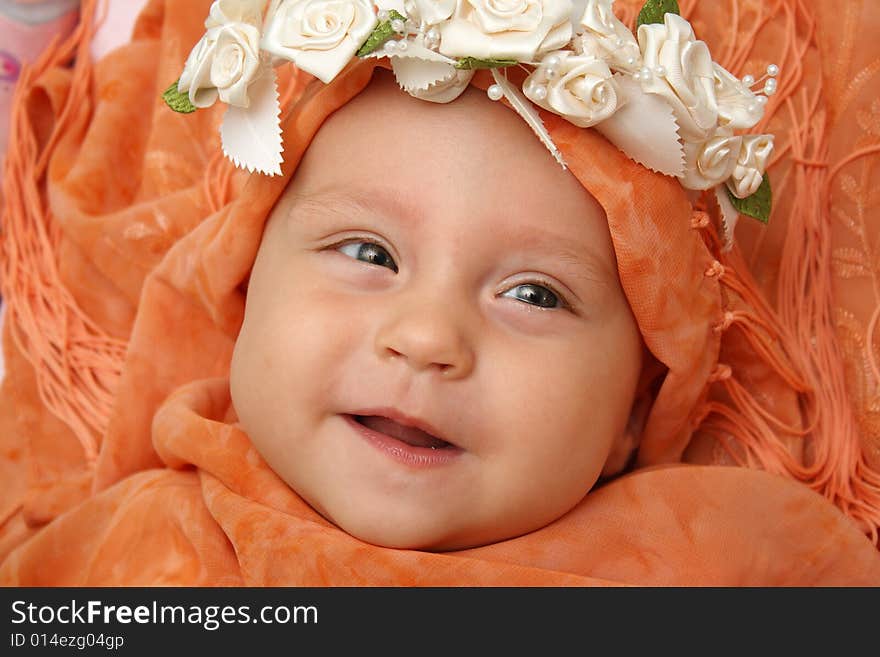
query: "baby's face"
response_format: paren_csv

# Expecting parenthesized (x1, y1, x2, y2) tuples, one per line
(230, 70, 643, 550)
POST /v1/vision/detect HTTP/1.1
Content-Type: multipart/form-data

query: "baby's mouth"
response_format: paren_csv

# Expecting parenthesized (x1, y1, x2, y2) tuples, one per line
(353, 415, 453, 449)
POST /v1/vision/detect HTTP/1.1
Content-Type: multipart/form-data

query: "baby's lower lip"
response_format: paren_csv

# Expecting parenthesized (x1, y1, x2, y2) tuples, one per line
(342, 414, 464, 469)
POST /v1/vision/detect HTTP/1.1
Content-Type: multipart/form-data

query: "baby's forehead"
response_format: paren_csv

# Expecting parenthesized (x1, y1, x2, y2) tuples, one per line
(296, 69, 569, 183)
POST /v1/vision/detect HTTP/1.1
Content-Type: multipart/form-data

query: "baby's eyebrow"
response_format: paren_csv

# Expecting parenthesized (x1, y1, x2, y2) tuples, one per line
(500, 223, 617, 288)
(546, 247, 615, 288)
(288, 186, 417, 224)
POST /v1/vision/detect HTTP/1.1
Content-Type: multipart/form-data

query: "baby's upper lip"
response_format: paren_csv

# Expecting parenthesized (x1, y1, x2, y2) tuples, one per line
(347, 406, 457, 447)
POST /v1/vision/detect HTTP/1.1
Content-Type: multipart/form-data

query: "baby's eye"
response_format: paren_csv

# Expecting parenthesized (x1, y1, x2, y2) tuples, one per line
(337, 241, 398, 273)
(502, 283, 565, 309)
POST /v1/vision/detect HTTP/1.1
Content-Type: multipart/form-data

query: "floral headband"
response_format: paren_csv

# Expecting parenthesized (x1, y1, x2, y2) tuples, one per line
(164, 0, 777, 232)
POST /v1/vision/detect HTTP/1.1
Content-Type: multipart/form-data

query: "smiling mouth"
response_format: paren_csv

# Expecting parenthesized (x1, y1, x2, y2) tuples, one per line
(352, 415, 453, 449)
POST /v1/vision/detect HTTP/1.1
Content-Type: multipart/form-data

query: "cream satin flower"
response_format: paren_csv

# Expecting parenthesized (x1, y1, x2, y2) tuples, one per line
(438, 0, 574, 61)
(178, 0, 266, 108)
(523, 51, 618, 127)
(713, 63, 764, 132)
(375, 0, 407, 14)
(576, 0, 640, 73)
(727, 134, 774, 198)
(410, 68, 476, 102)
(679, 134, 742, 191)
(207, 0, 267, 27)
(403, 0, 457, 25)
(636, 13, 718, 142)
(261, 0, 378, 83)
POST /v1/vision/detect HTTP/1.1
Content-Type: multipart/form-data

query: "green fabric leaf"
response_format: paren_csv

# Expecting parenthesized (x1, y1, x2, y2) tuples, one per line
(636, 0, 681, 27)
(454, 57, 518, 70)
(356, 10, 406, 57)
(162, 79, 197, 114)
(726, 175, 772, 224)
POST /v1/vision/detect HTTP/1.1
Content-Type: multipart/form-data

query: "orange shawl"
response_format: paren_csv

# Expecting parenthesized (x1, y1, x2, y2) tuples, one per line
(1, 0, 879, 585)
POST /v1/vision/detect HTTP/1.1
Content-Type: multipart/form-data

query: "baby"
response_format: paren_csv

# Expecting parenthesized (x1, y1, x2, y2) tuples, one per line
(230, 69, 647, 551)
(4, 0, 880, 587)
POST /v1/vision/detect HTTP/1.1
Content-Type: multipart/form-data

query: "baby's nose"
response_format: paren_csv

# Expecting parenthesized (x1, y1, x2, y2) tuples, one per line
(374, 295, 475, 379)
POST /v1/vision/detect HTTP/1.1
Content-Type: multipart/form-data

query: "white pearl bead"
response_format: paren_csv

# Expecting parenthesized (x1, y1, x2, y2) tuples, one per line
(654, 65, 667, 77)
(385, 40, 397, 51)
(544, 67, 557, 80)
(391, 19, 405, 33)
(756, 95, 768, 105)
(544, 55, 560, 68)
(396, 39, 408, 51)
(615, 37, 625, 47)
(626, 56, 637, 66)
(533, 85, 548, 100)
(487, 84, 504, 101)
(639, 66, 651, 78)
(742, 74, 755, 86)
(763, 79, 777, 95)
(767, 64, 779, 77)
(747, 103, 758, 113)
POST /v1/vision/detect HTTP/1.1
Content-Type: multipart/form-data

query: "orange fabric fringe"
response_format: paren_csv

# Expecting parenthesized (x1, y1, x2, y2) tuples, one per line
(1, 0, 126, 464)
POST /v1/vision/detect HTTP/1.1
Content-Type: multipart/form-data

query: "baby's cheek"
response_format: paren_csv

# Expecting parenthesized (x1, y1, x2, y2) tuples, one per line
(271, 287, 370, 402)
(518, 330, 631, 442)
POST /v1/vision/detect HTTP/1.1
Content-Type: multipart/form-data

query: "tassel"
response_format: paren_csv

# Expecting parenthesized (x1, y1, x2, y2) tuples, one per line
(684, 0, 880, 545)
(0, 0, 124, 463)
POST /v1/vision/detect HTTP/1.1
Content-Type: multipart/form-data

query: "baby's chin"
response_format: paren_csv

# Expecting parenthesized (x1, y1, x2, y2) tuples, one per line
(306, 497, 464, 551)
(335, 519, 510, 552)
(306, 492, 549, 552)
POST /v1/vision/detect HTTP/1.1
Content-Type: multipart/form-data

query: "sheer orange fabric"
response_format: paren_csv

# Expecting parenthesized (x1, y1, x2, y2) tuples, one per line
(1, 0, 879, 585)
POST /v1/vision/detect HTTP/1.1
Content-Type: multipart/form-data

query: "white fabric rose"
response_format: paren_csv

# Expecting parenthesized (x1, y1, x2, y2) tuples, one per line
(577, 0, 640, 72)
(523, 51, 618, 127)
(637, 13, 718, 142)
(261, 0, 378, 83)
(713, 63, 764, 131)
(679, 134, 742, 191)
(178, 0, 266, 108)
(727, 134, 774, 198)
(404, 0, 457, 25)
(409, 68, 476, 102)
(207, 0, 266, 28)
(438, 0, 574, 62)
(375, 0, 407, 15)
